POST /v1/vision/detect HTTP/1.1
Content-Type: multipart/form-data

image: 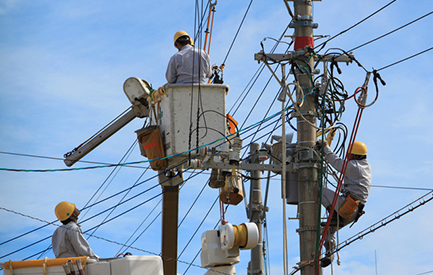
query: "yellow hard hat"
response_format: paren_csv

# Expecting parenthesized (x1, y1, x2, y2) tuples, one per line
(173, 30, 194, 47)
(349, 141, 367, 156)
(55, 201, 76, 221)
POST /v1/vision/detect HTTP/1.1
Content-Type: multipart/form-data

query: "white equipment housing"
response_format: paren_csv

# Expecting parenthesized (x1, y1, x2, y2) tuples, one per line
(1, 256, 163, 275)
(150, 84, 229, 168)
(201, 223, 259, 275)
(201, 230, 240, 269)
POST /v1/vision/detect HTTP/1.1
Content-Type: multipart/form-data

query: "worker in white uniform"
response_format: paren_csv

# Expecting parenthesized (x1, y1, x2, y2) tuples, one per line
(320, 141, 372, 267)
(166, 30, 212, 84)
(52, 201, 99, 259)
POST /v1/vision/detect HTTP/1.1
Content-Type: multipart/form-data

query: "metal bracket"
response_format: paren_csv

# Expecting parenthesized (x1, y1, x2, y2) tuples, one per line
(296, 226, 318, 233)
(289, 21, 318, 29)
(290, 110, 316, 118)
(158, 168, 184, 187)
(192, 162, 294, 172)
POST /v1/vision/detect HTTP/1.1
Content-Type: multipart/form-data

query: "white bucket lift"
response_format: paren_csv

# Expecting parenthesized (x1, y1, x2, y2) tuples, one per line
(149, 83, 229, 169)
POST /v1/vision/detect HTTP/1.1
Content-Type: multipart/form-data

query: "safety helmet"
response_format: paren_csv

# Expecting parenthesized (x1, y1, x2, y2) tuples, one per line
(173, 30, 195, 47)
(349, 141, 367, 156)
(55, 201, 76, 221)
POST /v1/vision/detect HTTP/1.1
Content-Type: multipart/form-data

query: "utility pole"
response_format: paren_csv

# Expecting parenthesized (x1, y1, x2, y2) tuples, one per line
(159, 170, 184, 275)
(247, 143, 264, 275)
(291, 1, 320, 274)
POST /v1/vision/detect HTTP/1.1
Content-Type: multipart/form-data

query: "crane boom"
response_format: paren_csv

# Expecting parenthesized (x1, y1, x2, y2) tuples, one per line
(63, 108, 137, 167)
(63, 77, 152, 167)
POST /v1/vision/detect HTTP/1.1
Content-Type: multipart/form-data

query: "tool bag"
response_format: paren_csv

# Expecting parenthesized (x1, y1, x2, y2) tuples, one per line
(338, 194, 360, 219)
(137, 125, 168, 171)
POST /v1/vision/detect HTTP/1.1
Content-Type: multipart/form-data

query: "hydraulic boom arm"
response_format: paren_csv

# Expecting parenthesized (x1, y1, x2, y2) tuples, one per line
(63, 77, 152, 167)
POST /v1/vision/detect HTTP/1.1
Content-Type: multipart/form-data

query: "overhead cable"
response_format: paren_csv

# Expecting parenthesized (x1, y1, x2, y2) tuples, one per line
(348, 10, 433, 52)
(0, 207, 230, 275)
(376, 46, 433, 71)
(82, 140, 139, 221)
(315, 0, 397, 51)
(222, 0, 254, 65)
(335, 190, 433, 255)
(178, 196, 219, 259)
(0, 151, 148, 169)
(291, 190, 433, 275)
(0, 168, 189, 259)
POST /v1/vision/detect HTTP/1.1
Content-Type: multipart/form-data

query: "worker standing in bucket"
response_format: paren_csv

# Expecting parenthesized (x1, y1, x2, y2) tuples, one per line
(320, 141, 372, 267)
(52, 201, 99, 260)
(166, 30, 212, 84)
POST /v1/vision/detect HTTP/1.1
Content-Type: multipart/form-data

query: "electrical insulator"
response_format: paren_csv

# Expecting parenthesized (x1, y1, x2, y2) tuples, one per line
(258, 148, 269, 162)
(229, 136, 242, 165)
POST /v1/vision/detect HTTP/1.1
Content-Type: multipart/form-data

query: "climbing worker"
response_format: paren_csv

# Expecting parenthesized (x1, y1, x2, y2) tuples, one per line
(166, 30, 212, 84)
(320, 141, 372, 267)
(52, 201, 99, 260)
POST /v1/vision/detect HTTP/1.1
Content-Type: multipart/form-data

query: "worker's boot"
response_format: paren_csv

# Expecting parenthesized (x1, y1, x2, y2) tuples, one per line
(321, 241, 335, 268)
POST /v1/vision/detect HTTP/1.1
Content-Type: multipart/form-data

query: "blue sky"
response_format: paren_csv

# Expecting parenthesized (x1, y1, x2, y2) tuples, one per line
(1, 1, 433, 275)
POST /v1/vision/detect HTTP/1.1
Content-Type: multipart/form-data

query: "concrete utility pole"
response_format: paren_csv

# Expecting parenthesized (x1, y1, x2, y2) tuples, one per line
(291, 1, 320, 274)
(247, 143, 264, 275)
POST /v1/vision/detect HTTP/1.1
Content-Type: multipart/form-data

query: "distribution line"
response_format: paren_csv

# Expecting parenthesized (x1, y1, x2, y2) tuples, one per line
(222, 0, 254, 65)
(348, 10, 433, 52)
(0, 119, 283, 255)
(82, 140, 140, 222)
(376, 46, 433, 71)
(290, 191, 433, 275)
(335, 190, 433, 254)
(315, 0, 397, 51)
(0, 169, 202, 260)
(0, 92, 303, 173)
(0, 206, 231, 275)
(0, 151, 149, 169)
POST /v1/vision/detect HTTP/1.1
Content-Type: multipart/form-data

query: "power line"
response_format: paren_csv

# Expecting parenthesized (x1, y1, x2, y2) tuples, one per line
(371, 185, 433, 191)
(376, 46, 433, 71)
(0, 206, 230, 275)
(348, 10, 433, 52)
(0, 151, 148, 169)
(335, 190, 433, 255)
(222, 0, 254, 65)
(315, 0, 397, 51)
(291, 190, 433, 274)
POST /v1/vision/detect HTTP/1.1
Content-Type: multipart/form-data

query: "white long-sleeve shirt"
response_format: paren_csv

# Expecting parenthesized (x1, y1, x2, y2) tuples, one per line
(324, 145, 372, 204)
(166, 45, 212, 84)
(52, 222, 98, 259)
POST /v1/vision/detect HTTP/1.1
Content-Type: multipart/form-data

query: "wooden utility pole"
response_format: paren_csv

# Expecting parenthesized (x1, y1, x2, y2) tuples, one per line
(292, 1, 319, 274)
